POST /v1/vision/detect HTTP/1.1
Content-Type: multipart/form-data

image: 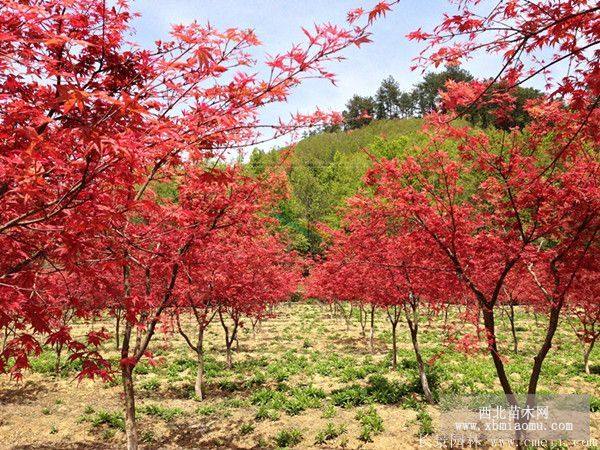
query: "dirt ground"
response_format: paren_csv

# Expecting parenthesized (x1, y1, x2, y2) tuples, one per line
(0, 302, 598, 449)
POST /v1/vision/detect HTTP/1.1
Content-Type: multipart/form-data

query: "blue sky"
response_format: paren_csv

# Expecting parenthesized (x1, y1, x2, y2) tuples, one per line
(129, 1, 519, 149)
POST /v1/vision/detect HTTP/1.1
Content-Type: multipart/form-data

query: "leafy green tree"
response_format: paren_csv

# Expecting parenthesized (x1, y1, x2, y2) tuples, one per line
(466, 85, 542, 130)
(343, 95, 376, 129)
(375, 76, 401, 119)
(247, 148, 268, 175)
(412, 65, 473, 116)
(397, 91, 416, 118)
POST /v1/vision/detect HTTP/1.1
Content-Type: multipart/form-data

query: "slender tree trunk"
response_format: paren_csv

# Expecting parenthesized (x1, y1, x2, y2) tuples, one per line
(359, 305, 366, 338)
(54, 342, 63, 378)
(583, 339, 595, 375)
(370, 305, 375, 353)
(225, 342, 233, 369)
(195, 327, 205, 400)
(338, 302, 351, 331)
(219, 310, 238, 369)
(405, 302, 434, 404)
(2, 327, 10, 354)
(251, 317, 260, 339)
(508, 303, 518, 354)
(122, 363, 138, 450)
(527, 305, 562, 395)
(121, 262, 139, 450)
(121, 321, 138, 450)
(481, 306, 515, 397)
(391, 321, 398, 369)
(115, 310, 121, 350)
(480, 305, 528, 448)
(387, 306, 401, 370)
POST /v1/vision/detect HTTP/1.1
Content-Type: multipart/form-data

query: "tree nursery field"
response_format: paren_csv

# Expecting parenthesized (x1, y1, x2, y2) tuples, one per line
(0, 304, 598, 448)
(1, 0, 599, 449)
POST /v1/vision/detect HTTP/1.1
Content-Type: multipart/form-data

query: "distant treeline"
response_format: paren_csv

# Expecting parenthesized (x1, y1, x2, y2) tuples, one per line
(335, 66, 541, 131)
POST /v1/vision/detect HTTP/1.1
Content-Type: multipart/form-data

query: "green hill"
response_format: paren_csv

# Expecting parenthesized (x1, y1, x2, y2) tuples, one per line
(248, 118, 426, 253)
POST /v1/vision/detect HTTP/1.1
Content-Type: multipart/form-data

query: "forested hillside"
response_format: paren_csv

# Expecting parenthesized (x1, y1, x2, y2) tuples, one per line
(247, 119, 425, 253)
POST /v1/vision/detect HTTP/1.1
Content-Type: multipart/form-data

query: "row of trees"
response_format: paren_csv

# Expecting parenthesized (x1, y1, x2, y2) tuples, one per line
(0, 1, 395, 448)
(309, 2, 599, 446)
(308, 106, 599, 402)
(342, 67, 542, 130)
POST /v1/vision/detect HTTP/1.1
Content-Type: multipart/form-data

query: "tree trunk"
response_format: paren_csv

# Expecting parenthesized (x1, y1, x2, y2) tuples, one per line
(338, 302, 351, 331)
(583, 339, 595, 375)
(115, 311, 121, 350)
(527, 305, 561, 395)
(369, 305, 375, 353)
(391, 321, 398, 369)
(195, 328, 205, 400)
(527, 303, 562, 395)
(405, 303, 434, 404)
(121, 262, 139, 450)
(359, 305, 366, 338)
(120, 320, 139, 450)
(508, 303, 518, 354)
(387, 306, 401, 370)
(54, 342, 63, 378)
(481, 306, 515, 397)
(219, 310, 238, 370)
(225, 343, 233, 369)
(122, 363, 138, 450)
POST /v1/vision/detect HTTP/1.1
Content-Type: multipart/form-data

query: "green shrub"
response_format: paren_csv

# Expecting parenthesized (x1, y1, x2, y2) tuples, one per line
(196, 405, 216, 416)
(314, 422, 346, 444)
(250, 388, 286, 409)
(244, 372, 267, 388)
(90, 410, 125, 431)
(220, 397, 248, 408)
(330, 385, 369, 408)
(217, 379, 241, 392)
(590, 396, 600, 413)
(140, 404, 183, 422)
(140, 377, 160, 391)
(273, 428, 303, 448)
(416, 409, 433, 435)
(240, 422, 255, 435)
(140, 430, 155, 443)
(356, 406, 383, 442)
(255, 405, 280, 421)
(135, 361, 152, 375)
(366, 375, 406, 404)
(321, 404, 337, 418)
